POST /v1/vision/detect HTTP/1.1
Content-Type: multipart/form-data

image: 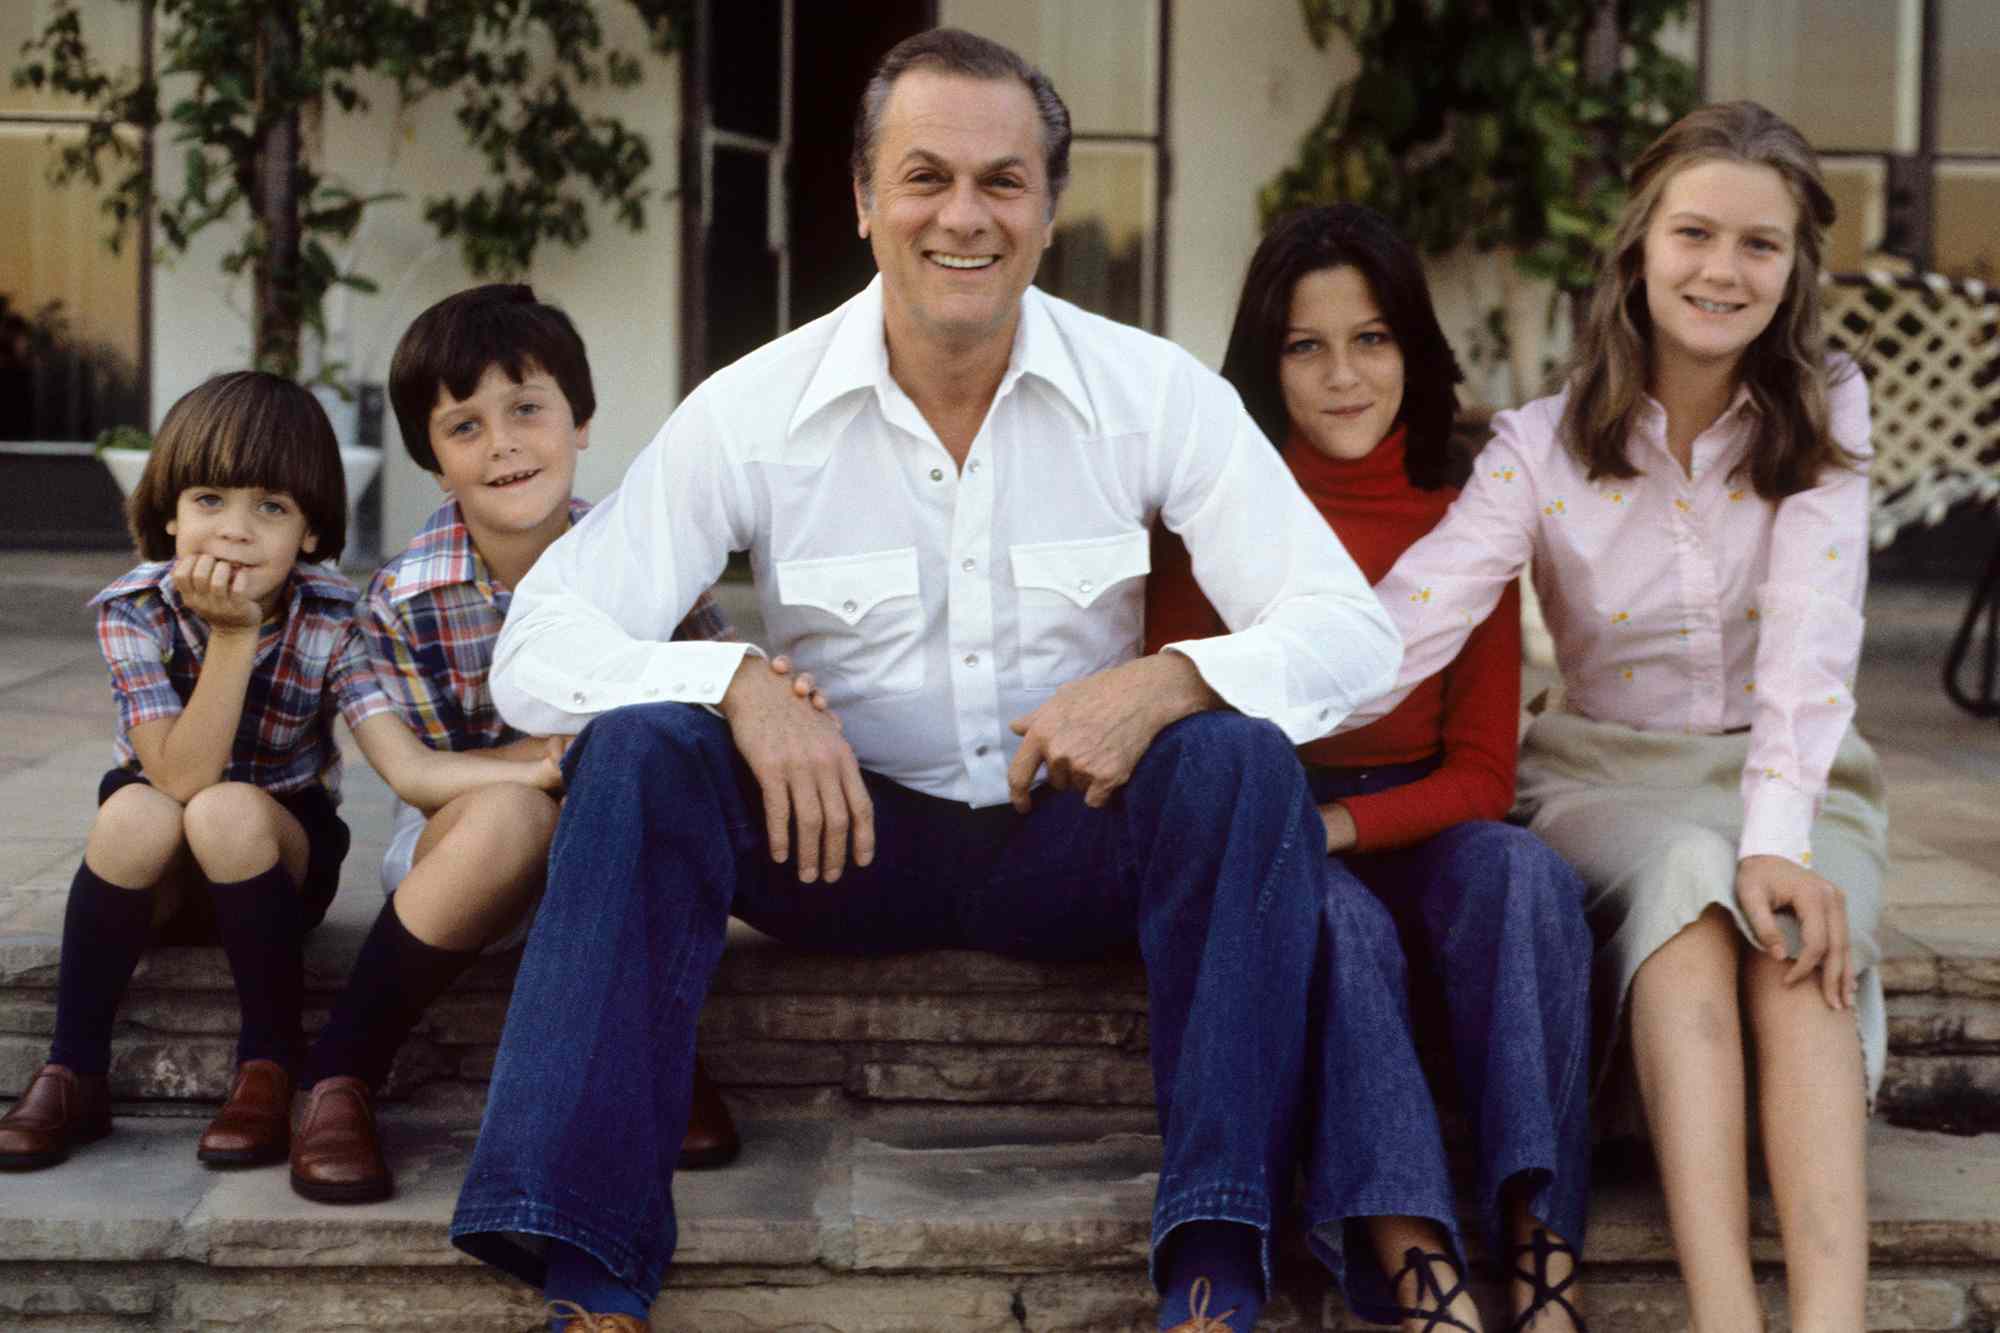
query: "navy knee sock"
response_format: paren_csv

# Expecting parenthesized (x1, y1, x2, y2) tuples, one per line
(303, 900, 478, 1090)
(544, 1239, 649, 1328)
(1157, 1221, 1265, 1331)
(205, 864, 305, 1071)
(48, 862, 157, 1076)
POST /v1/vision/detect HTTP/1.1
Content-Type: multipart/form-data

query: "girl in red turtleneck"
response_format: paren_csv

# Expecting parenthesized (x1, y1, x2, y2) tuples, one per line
(1148, 205, 1593, 1333)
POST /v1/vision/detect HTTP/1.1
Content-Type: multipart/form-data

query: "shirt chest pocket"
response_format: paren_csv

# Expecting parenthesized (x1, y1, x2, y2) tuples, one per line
(774, 546, 926, 699)
(1010, 529, 1150, 689)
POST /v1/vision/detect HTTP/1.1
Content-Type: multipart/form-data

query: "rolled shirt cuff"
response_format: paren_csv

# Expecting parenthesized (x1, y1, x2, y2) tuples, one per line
(1738, 774, 1818, 867)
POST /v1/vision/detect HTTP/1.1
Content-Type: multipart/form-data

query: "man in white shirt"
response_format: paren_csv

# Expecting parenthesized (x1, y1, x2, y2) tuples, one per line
(451, 28, 1404, 1333)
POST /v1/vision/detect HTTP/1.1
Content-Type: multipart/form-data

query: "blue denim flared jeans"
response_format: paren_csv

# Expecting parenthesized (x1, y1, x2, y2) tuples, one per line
(449, 703, 1436, 1303)
(1302, 760, 1593, 1323)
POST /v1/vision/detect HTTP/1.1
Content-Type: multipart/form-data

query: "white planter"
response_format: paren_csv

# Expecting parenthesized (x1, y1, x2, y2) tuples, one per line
(99, 445, 383, 563)
(98, 447, 151, 499)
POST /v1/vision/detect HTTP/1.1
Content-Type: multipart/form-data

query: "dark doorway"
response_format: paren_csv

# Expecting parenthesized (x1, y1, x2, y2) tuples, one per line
(789, 1, 931, 330)
(680, 0, 933, 392)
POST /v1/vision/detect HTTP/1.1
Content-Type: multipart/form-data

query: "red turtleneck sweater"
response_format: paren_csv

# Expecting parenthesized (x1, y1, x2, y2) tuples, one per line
(1147, 424, 1521, 853)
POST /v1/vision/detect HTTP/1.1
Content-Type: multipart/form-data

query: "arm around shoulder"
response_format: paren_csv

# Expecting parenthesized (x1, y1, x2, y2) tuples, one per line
(348, 712, 562, 815)
(491, 401, 757, 736)
(1155, 370, 1401, 741)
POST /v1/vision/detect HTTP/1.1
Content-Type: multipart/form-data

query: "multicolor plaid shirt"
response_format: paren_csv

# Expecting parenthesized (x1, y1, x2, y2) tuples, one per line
(362, 497, 734, 751)
(92, 561, 396, 800)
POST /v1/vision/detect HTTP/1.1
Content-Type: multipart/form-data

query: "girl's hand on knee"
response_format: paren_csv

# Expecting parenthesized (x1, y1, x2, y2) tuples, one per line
(1736, 854, 1854, 1010)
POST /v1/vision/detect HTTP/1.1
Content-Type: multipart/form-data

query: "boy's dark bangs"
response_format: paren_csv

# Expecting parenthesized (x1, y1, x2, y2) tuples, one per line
(434, 298, 593, 424)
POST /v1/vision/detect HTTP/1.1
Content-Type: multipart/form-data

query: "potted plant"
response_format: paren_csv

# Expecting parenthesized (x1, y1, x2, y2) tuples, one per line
(93, 423, 155, 500)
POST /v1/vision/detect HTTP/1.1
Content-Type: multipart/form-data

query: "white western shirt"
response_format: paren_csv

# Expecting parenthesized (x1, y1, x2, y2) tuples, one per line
(492, 279, 1400, 807)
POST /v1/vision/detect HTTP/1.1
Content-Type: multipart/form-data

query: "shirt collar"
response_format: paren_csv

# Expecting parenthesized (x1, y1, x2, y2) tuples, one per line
(788, 278, 1098, 439)
(1007, 285, 1096, 434)
(91, 560, 172, 606)
(91, 558, 354, 614)
(790, 278, 892, 438)
(387, 495, 590, 604)
(1639, 381, 1761, 434)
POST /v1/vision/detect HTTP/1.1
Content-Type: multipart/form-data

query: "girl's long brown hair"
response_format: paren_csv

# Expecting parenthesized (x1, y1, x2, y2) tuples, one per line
(1560, 101, 1859, 498)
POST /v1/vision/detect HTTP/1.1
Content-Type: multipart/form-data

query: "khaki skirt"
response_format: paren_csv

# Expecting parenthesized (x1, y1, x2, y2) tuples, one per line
(1515, 710, 1889, 1108)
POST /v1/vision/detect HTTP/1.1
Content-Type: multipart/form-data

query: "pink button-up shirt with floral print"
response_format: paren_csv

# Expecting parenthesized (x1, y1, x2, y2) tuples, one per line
(1349, 365, 1871, 868)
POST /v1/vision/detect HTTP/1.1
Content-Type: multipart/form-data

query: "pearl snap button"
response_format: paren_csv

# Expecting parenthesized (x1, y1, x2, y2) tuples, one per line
(968, 460, 981, 473)
(963, 653, 979, 668)
(961, 558, 975, 572)
(842, 599, 858, 614)
(571, 690, 587, 705)
(1077, 579, 1094, 594)
(929, 467, 944, 482)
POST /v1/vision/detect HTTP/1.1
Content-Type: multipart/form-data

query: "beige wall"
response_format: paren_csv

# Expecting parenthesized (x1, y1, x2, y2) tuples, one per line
(145, 2, 682, 553)
(1164, 0, 1354, 369)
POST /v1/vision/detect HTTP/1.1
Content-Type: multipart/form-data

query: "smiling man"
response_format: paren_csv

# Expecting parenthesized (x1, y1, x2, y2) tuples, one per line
(449, 30, 1408, 1333)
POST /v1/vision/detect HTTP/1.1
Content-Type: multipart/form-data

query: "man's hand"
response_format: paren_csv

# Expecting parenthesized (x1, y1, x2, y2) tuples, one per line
(1736, 853, 1855, 1011)
(173, 554, 262, 632)
(1006, 653, 1220, 812)
(719, 653, 873, 883)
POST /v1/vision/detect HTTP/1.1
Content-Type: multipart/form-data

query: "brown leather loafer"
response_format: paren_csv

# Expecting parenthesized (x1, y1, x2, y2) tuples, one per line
(0, 1063, 112, 1170)
(547, 1301, 650, 1332)
(679, 1055, 740, 1170)
(197, 1059, 292, 1165)
(289, 1075, 392, 1203)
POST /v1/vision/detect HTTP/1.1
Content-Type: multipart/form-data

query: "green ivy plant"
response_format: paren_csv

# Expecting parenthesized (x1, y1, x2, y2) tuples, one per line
(1262, 0, 1697, 301)
(12, 0, 693, 379)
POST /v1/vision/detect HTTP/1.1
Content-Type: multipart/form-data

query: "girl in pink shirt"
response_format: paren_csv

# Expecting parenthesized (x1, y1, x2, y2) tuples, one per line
(1362, 103, 1884, 1331)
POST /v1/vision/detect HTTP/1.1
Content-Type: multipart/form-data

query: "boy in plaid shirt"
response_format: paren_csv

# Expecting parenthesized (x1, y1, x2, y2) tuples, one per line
(291, 285, 780, 1204)
(0, 372, 560, 1176)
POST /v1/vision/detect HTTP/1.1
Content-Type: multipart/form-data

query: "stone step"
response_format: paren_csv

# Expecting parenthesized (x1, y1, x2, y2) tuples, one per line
(0, 1107, 1995, 1331)
(3, 908, 1998, 1131)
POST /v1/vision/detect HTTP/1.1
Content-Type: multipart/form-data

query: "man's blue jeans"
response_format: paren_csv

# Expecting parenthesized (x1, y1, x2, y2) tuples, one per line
(449, 703, 1441, 1302)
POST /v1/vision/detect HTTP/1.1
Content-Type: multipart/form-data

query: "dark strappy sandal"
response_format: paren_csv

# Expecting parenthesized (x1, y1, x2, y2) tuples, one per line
(1506, 1228, 1588, 1332)
(1387, 1245, 1479, 1332)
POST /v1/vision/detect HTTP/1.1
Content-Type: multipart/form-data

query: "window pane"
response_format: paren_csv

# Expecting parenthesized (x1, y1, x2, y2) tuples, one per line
(1939, 0, 2000, 154)
(1820, 157, 1888, 272)
(1704, 0, 1918, 153)
(709, 0, 782, 142)
(0, 124, 144, 443)
(702, 145, 779, 376)
(1040, 143, 1156, 328)
(937, 0, 1157, 135)
(0, 0, 143, 116)
(1934, 164, 2000, 282)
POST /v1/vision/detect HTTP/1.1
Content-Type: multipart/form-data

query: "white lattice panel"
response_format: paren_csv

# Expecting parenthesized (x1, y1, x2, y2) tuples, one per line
(1821, 271, 2000, 547)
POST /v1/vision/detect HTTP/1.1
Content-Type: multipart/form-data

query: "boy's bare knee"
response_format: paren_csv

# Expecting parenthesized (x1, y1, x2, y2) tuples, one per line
(458, 783, 561, 856)
(182, 783, 286, 875)
(85, 784, 187, 887)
